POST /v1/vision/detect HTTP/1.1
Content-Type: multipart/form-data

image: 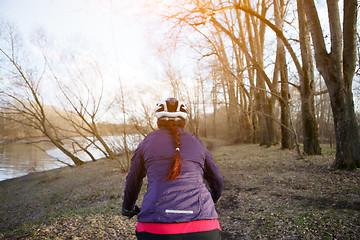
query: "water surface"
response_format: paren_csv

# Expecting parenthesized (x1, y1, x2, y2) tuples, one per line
(0, 135, 142, 181)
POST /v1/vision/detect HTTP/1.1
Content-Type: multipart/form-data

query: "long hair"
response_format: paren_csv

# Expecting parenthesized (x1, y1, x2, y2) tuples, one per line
(157, 118, 185, 181)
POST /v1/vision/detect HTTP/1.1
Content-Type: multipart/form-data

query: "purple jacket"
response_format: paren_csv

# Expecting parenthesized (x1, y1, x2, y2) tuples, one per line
(122, 128, 223, 223)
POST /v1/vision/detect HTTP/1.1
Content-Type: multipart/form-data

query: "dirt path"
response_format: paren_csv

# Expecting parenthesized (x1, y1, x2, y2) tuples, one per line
(1, 141, 359, 239)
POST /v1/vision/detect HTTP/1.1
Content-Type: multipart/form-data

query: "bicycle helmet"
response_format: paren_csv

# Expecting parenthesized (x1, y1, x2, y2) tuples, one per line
(155, 97, 188, 120)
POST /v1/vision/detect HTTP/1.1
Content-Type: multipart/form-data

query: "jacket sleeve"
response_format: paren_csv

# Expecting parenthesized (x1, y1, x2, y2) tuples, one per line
(122, 142, 146, 211)
(203, 147, 223, 203)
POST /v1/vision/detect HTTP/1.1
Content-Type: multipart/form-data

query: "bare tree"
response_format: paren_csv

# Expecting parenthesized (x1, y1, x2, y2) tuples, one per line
(0, 23, 85, 166)
(53, 56, 123, 164)
(118, 80, 131, 169)
(0, 22, 135, 171)
(296, 0, 321, 155)
(302, 0, 360, 169)
(129, 100, 156, 138)
(274, 0, 294, 149)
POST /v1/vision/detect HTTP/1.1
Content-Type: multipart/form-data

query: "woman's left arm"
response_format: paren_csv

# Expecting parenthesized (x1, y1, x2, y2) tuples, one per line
(203, 148, 223, 203)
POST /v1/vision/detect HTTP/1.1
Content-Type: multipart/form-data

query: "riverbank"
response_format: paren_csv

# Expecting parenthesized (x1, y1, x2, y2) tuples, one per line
(0, 135, 141, 182)
(1, 139, 359, 239)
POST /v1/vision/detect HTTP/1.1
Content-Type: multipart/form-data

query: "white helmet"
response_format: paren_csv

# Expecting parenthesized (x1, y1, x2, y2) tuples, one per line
(155, 97, 188, 120)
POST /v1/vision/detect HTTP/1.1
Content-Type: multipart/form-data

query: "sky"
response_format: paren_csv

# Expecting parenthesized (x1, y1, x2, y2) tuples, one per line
(1, 0, 170, 97)
(0, 0, 227, 126)
(0, 0, 150, 64)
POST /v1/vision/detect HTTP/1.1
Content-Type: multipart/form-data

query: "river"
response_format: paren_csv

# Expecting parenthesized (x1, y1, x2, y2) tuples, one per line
(0, 135, 142, 182)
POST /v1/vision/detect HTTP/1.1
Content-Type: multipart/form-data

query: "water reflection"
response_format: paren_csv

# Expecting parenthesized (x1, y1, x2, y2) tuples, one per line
(0, 135, 142, 181)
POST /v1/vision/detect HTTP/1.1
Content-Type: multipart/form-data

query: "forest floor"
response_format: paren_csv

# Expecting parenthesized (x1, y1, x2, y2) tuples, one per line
(1, 139, 359, 239)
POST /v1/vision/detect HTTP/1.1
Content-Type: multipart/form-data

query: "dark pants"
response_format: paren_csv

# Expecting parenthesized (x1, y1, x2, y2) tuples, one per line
(136, 229, 221, 240)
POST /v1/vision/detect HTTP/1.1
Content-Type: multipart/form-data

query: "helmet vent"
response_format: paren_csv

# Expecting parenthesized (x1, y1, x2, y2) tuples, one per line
(155, 104, 165, 113)
(166, 99, 178, 112)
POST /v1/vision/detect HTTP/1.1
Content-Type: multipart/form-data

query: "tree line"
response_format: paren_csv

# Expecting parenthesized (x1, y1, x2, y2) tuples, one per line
(0, 0, 359, 171)
(0, 108, 140, 140)
(143, 0, 359, 169)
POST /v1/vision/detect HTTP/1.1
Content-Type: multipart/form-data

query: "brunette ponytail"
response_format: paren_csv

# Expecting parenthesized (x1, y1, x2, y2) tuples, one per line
(158, 119, 185, 181)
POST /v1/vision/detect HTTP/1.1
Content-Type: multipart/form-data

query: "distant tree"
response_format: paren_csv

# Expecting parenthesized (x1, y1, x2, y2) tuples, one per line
(199, 74, 207, 138)
(118, 80, 131, 169)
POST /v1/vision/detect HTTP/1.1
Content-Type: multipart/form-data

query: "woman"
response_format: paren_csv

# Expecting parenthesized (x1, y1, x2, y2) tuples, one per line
(122, 97, 223, 240)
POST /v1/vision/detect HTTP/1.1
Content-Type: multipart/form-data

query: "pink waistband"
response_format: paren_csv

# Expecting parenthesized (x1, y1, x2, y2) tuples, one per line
(136, 219, 221, 234)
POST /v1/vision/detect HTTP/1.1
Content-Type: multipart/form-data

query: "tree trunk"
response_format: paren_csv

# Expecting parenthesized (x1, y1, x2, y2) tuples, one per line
(302, 0, 360, 168)
(343, 0, 360, 165)
(328, 77, 357, 169)
(200, 77, 207, 138)
(274, 0, 294, 149)
(248, 64, 259, 143)
(297, 0, 321, 155)
(237, 11, 257, 143)
(244, 0, 273, 147)
(43, 125, 85, 166)
(211, 74, 218, 138)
